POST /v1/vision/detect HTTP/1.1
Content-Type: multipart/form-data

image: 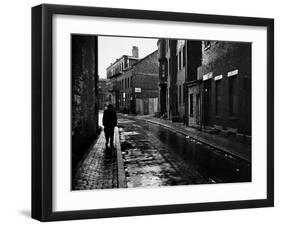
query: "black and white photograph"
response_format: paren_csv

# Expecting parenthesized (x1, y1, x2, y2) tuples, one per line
(30, 3, 274, 222)
(71, 35, 252, 190)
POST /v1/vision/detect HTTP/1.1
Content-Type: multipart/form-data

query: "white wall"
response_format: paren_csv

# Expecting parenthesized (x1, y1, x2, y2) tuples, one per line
(0, 0, 279, 225)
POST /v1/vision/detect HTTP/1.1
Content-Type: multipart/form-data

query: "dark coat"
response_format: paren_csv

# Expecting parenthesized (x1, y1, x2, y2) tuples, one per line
(102, 108, 117, 129)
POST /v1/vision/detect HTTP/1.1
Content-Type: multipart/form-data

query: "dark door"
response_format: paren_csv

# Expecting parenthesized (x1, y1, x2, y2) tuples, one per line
(203, 80, 212, 126)
(143, 98, 149, 115)
(196, 93, 200, 125)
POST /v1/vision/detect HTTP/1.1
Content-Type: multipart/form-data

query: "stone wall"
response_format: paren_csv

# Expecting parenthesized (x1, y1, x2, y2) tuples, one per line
(72, 35, 99, 170)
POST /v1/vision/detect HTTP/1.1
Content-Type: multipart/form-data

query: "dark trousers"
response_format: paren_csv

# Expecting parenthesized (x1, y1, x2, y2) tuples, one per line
(104, 127, 114, 147)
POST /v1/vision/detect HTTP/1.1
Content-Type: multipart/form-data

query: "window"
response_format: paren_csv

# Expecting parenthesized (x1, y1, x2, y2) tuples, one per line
(124, 58, 128, 68)
(229, 75, 238, 116)
(190, 94, 194, 117)
(216, 80, 223, 116)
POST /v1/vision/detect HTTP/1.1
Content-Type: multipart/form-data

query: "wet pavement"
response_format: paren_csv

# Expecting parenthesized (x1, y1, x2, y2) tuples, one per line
(72, 112, 118, 190)
(118, 114, 251, 187)
(72, 112, 251, 190)
(118, 117, 207, 188)
(141, 115, 251, 162)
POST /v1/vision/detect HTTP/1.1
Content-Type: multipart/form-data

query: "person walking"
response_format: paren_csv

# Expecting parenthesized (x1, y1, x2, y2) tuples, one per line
(102, 104, 117, 148)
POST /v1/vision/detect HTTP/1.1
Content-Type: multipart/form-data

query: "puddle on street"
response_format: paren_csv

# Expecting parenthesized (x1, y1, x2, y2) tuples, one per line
(118, 117, 251, 188)
(144, 121, 251, 183)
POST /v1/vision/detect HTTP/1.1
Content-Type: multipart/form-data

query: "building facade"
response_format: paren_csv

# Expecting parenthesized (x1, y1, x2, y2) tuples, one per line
(184, 40, 203, 128)
(158, 39, 201, 122)
(106, 47, 139, 78)
(72, 35, 99, 168)
(158, 39, 251, 137)
(97, 78, 109, 110)
(158, 39, 183, 121)
(197, 41, 252, 136)
(117, 50, 159, 115)
(106, 46, 139, 110)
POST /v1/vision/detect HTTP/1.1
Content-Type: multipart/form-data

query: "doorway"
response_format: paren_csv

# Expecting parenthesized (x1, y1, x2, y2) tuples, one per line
(203, 80, 212, 127)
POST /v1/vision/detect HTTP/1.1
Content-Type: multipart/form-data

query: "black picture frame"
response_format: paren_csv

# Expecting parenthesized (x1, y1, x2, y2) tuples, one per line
(32, 4, 274, 222)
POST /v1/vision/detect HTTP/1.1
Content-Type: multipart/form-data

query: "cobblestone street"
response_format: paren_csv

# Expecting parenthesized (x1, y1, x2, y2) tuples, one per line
(72, 112, 251, 190)
(118, 116, 208, 188)
(72, 129, 118, 190)
(119, 114, 251, 186)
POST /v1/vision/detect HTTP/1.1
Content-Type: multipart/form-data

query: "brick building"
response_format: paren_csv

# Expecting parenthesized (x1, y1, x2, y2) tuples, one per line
(158, 39, 251, 137)
(158, 39, 183, 121)
(106, 46, 139, 110)
(97, 78, 109, 110)
(197, 41, 252, 136)
(117, 50, 159, 115)
(106, 46, 159, 115)
(184, 41, 203, 128)
(72, 35, 99, 169)
(158, 39, 201, 122)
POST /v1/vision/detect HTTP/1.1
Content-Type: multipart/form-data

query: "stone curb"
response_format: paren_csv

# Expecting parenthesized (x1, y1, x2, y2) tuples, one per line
(114, 127, 127, 188)
(143, 119, 251, 163)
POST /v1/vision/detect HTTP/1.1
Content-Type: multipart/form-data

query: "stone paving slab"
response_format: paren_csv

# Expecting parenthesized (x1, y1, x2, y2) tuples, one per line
(72, 129, 118, 190)
(118, 119, 208, 188)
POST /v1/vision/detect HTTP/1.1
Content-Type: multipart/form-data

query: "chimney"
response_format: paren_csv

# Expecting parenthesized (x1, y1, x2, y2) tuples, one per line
(132, 46, 139, 58)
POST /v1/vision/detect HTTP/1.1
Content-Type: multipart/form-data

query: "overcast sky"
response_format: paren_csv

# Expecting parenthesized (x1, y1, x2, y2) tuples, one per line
(98, 36, 158, 78)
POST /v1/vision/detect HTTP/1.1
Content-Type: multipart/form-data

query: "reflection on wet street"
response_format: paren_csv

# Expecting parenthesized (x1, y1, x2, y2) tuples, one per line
(118, 114, 251, 188)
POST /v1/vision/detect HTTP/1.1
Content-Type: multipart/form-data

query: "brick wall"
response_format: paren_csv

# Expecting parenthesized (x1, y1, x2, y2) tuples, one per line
(198, 41, 251, 135)
(117, 50, 159, 114)
(134, 50, 159, 74)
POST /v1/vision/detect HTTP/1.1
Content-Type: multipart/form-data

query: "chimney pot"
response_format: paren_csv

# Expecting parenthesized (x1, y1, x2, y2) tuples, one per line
(132, 46, 139, 58)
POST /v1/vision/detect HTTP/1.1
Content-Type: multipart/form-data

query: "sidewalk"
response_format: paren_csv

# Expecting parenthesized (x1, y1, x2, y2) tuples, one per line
(129, 115, 251, 163)
(72, 127, 126, 190)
